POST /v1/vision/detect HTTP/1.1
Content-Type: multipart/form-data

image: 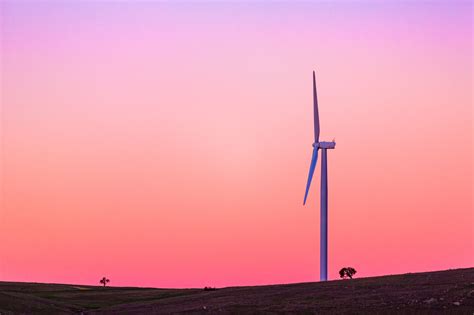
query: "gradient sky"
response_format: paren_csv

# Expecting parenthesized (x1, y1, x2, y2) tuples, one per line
(0, 1, 472, 288)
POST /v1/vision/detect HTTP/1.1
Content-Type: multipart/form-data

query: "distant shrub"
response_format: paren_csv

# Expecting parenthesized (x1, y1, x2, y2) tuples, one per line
(204, 286, 217, 291)
(100, 277, 110, 287)
(339, 267, 357, 279)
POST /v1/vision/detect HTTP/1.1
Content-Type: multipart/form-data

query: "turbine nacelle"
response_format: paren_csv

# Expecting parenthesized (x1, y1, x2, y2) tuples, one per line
(313, 141, 336, 149)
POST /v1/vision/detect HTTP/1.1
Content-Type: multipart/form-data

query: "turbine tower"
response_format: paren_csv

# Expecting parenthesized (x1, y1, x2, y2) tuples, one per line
(303, 71, 336, 282)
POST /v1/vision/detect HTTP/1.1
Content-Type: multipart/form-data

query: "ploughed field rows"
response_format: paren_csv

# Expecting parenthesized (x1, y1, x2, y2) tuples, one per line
(0, 268, 473, 314)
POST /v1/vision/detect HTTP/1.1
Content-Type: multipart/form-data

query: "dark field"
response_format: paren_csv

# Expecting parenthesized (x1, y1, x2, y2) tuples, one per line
(1, 268, 473, 314)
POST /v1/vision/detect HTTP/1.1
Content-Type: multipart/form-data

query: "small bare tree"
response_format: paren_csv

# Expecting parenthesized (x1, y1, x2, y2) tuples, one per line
(100, 277, 110, 287)
(339, 267, 357, 279)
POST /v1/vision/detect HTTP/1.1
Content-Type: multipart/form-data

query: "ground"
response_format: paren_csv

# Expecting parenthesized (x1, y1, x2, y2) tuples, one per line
(0, 268, 473, 314)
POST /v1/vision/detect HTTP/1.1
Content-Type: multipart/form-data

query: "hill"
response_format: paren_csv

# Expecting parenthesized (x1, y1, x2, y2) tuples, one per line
(0, 268, 473, 314)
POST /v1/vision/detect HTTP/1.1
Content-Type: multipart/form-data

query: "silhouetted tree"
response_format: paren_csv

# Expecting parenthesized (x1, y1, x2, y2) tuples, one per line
(100, 277, 110, 287)
(339, 267, 357, 279)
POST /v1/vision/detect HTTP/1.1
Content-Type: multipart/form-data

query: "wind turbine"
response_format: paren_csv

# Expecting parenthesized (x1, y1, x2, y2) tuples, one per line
(303, 71, 336, 282)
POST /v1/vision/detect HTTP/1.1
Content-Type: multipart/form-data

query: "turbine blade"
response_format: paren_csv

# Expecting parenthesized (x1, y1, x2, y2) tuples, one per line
(303, 147, 319, 205)
(313, 71, 320, 143)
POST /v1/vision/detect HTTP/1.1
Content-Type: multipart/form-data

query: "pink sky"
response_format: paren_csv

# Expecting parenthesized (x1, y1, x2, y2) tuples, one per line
(0, 1, 472, 288)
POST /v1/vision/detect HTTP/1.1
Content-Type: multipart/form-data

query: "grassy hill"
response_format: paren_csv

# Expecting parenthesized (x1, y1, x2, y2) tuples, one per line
(1, 268, 473, 314)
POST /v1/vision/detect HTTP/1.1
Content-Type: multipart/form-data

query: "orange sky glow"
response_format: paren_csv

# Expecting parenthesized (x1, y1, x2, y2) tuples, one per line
(0, 1, 472, 287)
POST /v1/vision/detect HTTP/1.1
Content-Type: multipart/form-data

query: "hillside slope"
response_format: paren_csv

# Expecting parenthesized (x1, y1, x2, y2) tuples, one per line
(1, 268, 473, 314)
